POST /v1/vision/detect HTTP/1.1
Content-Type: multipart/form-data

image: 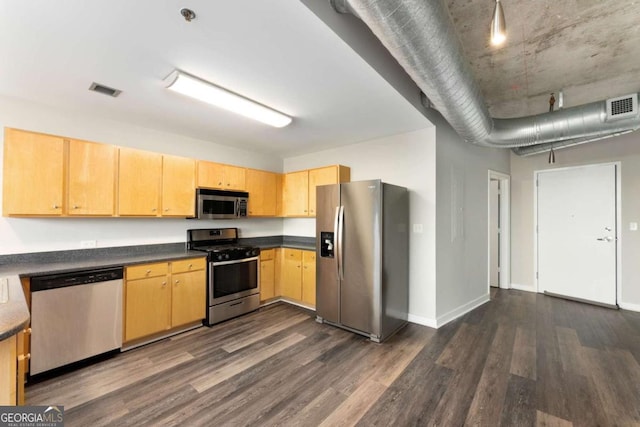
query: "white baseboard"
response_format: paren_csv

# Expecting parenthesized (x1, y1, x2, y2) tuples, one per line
(619, 302, 640, 312)
(435, 293, 490, 328)
(408, 313, 437, 329)
(510, 283, 537, 293)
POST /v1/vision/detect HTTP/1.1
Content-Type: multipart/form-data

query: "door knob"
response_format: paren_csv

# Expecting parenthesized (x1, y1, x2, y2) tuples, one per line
(596, 236, 613, 242)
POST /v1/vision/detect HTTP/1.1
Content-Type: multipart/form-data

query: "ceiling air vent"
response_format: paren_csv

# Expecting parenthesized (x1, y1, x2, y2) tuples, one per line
(606, 93, 638, 121)
(89, 82, 122, 97)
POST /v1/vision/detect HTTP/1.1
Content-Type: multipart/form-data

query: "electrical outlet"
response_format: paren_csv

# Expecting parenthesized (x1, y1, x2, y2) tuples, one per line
(80, 240, 97, 249)
(412, 224, 423, 233)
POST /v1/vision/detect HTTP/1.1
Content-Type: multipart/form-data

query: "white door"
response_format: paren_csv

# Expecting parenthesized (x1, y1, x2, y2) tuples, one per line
(537, 163, 617, 306)
(490, 180, 500, 287)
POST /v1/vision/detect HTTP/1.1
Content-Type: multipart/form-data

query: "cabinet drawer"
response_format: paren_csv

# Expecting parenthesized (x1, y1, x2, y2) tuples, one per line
(260, 249, 275, 261)
(126, 262, 169, 280)
(283, 248, 302, 261)
(171, 257, 206, 274)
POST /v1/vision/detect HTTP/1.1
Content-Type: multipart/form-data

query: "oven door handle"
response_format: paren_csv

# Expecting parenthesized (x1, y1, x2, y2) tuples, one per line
(211, 256, 260, 267)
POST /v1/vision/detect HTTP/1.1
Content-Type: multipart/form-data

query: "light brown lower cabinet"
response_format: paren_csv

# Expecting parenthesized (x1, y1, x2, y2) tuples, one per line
(259, 249, 276, 301)
(124, 257, 206, 343)
(277, 248, 316, 308)
(0, 328, 28, 406)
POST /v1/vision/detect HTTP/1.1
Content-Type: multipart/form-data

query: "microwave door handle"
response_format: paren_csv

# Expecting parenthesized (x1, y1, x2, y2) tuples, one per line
(236, 199, 240, 217)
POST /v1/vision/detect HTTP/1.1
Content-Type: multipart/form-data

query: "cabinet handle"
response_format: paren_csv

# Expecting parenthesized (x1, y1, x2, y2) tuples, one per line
(304, 209, 307, 213)
(218, 182, 222, 186)
(188, 264, 193, 269)
(162, 281, 167, 286)
(73, 205, 80, 210)
(151, 208, 157, 212)
(52, 204, 60, 209)
(146, 269, 152, 274)
(175, 280, 180, 285)
(164, 208, 169, 212)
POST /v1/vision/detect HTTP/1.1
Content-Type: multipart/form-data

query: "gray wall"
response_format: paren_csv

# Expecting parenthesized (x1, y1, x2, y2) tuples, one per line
(434, 112, 511, 323)
(510, 131, 640, 309)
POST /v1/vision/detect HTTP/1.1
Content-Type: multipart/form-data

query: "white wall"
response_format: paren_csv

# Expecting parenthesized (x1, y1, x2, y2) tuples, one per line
(433, 113, 511, 324)
(283, 127, 437, 323)
(511, 132, 640, 309)
(0, 95, 284, 255)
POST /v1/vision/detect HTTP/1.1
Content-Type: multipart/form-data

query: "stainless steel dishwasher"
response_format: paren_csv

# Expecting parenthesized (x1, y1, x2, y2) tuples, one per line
(30, 267, 123, 375)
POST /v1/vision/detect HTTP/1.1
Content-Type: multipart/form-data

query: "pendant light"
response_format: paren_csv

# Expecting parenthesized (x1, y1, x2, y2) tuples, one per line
(490, 0, 507, 46)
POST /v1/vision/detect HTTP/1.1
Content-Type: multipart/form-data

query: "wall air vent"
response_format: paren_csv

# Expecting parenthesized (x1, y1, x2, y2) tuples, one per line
(606, 93, 638, 121)
(89, 82, 122, 97)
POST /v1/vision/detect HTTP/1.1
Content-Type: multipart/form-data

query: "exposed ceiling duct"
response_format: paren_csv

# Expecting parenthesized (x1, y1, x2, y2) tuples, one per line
(330, 0, 640, 156)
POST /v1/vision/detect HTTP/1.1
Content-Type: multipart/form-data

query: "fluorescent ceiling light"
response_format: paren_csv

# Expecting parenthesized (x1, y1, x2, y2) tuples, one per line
(164, 70, 292, 128)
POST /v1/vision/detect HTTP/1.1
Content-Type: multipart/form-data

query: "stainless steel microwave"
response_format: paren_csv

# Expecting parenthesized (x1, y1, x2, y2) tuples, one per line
(196, 188, 248, 219)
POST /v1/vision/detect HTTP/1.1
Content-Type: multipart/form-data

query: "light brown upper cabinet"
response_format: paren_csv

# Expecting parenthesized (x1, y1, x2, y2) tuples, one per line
(3, 129, 65, 216)
(118, 147, 162, 216)
(283, 165, 350, 217)
(161, 155, 196, 217)
(245, 169, 278, 216)
(197, 161, 246, 191)
(68, 139, 116, 216)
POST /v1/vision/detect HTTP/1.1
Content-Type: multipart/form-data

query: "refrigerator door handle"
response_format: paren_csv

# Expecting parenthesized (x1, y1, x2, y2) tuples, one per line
(338, 205, 345, 280)
(334, 206, 341, 281)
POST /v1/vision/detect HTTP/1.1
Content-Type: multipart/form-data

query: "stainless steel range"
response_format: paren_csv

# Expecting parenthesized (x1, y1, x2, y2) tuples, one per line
(187, 228, 260, 325)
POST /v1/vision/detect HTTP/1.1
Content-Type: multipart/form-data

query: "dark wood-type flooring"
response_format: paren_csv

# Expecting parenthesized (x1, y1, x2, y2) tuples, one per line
(26, 289, 640, 426)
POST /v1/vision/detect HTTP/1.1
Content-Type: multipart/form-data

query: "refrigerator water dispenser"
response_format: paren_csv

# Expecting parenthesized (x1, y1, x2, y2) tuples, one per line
(320, 231, 334, 257)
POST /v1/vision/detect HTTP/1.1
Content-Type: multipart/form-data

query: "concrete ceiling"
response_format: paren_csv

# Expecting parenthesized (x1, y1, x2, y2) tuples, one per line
(447, 0, 640, 118)
(1, 1, 637, 157)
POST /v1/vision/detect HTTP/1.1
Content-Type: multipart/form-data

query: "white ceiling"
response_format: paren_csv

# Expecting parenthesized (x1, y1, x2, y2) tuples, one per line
(0, 0, 431, 157)
(4, 1, 634, 158)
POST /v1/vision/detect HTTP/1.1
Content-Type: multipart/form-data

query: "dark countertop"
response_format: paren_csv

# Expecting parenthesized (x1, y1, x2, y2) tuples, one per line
(0, 275, 30, 340)
(0, 249, 207, 277)
(0, 236, 316, 338)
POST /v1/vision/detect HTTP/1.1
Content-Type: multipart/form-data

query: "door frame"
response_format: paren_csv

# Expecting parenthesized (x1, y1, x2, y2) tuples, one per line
(533, 162, 622, 304)
(487, 170, 511, 292)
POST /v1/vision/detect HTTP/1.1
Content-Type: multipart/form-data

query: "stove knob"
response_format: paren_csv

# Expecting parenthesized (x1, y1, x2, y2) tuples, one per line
(225, 254, 230, 260)
(217, 254, 223, 261)
(246, 250, 253, 257)
(253, 249, 260, 257)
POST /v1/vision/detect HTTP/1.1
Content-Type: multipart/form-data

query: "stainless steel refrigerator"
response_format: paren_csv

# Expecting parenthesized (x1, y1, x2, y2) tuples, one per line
(316, 179, 409, 342)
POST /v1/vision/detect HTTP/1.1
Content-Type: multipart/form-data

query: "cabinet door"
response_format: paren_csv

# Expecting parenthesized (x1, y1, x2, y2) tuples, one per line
(197, 160, 224, 189)
(246, 169, 277, 216)
(171, 269, 206, 327)
(281, 249, 302, 300)
(3, 129, 64, 216)
(68, 139, 116, 216)
(118, 148, 162, 216)
(302, 251, 316, 306)
(223, 165, 246, 190)
(260, 259, 275, 301)
(162, 155, 195, 217)
(283, 171, 309, 216)
(124, 276, 171, 341)
(308, 166, 339, 217)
